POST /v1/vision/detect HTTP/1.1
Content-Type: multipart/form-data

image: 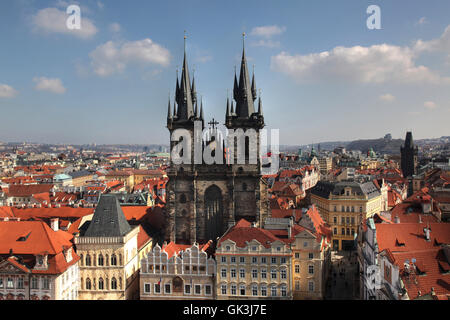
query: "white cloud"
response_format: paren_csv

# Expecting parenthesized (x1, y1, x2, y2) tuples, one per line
(89, 39, 171, 76)
(196, 55, 212, 63)
(417, 17, 427, 25)
(109, 22, 121, 33)
(271, 44, 450, 85)
(379, 93, 396, 102)
(33, 77, 66, 94)
(0, 84, 18, 98)
(250, 25, 286, 38)
(97, 1, 104, 10)
(251, 39, 281, 48)
(414, 25, 450, 53)
(32, 7, 98, 39)
(424, 101, 437, 109)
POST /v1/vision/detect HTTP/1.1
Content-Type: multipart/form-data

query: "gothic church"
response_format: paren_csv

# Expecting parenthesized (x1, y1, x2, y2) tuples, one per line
(165, 36, 270, 244)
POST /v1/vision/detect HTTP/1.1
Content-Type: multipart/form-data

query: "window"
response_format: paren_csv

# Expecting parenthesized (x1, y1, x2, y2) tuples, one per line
(271, 269, 277, 279)
(180, 194, 186, 203)
(111, 254, 117, 266)
(261, 285, 267, 296)
(221, 256, 226, 263)
(144, 283, 151, 293)
(281, 257, 286, 264)
(240, 257, 245, 263)
(309, 265, 314, 274)
(252, 269, 258, 278)
(195, 284, 201, 295)
(252, 257, 257, 264)
(333, 216, 337, 224)
(351, 206, 355, 212)
(309, 253, 314, 259)
(154, 283, 161, 294)
(165, 284, 171, 294)
(17, 277, 24, 289)
(295, 252, 300, 259)
(226, 246, 231, 251)
(231, 285, 237, 295)
(98, 254, 104, 266)
(111, 278, 117, 290)
(252, 285, 258, 296)
(231, 269, 236, 278)
(261, 269, 267, 279)
(42, 277, 49, 290)
(261, 257, 267, 264)
(352, 229, 355, 236)
(341, 217, 345, 224)
(239, 269, 245, 278)
(240, 285, 246, 296)
(221, 268, 227, 278)
(85, 254, 91, 266)
(333, 228, 337, 235)
(303, 241, 308, 248)
(98, 278, 104, 290)
(309, 281, 315, 292)
(252, 246, 257, 251)
(281, 285, 287, 297)
(231, 256, 236, 263)
(346, 217, 350, 224)
(271, 257, 276, 264)
(86, 278, 91, 290)
(295, 265, 300, 273)
(333, 206, 337, 212)
(0, 278, 3, 288)
(271, 286, 277, 297)
(221, 285, 227, 295)
(185, 284, 191, 294)
(295, 281, 300, 290)
(341, 206, 345, 212)
(360, 207, 363, 213)
(346, 228, 350, 236)
(281, 269, 287, 279)
(351, 217, 355, 225)
(31, 277, 38, 289)
(205, 285, 212, 295)
(341, 228, 345, 235)
(276, 247, 281, 252)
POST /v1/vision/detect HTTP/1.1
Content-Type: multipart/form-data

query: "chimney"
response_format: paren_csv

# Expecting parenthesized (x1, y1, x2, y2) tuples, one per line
(418, 215, 422, 223)
(394, 215, 400, 224)
(50, 218, 59, 231)
(423, 226, 431, 241)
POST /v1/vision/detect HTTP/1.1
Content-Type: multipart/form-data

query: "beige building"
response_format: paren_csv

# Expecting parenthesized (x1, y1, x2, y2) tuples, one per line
(140, 241, 216, 300)
(318, 157, 333, 175)
(310, 180, 385, 250)
(216, 219, 292, 300)
(75, 194, 142, 300)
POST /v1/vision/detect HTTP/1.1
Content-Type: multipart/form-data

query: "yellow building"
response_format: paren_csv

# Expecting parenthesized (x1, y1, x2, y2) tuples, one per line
(310, 180, 385, 250)
(105, 170, 134, 192)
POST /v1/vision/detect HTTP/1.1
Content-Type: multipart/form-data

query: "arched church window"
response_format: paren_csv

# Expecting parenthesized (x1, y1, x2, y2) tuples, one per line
(85, 254, 91, 266)
(99, 278, 104, 290)
(111, 278, 117, 290)
(86, 278, 91, 290)
(98, 254, 104, 266)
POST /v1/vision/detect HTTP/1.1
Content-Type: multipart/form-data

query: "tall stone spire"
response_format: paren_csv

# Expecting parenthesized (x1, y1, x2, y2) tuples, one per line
(233, 32, 256, 118)
(167, 97, 172, 120)
(175, 33, 195, 120)
(251, 66, 257, 101)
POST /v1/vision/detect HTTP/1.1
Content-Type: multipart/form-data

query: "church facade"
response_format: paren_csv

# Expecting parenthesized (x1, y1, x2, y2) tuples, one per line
(165, 37, 270, 244)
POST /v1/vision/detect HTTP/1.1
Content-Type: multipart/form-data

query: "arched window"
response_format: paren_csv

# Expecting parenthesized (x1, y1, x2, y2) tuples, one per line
(98, 254, 104, 266)
(111, 254, 117, 266)
(111, 278, 117, 290)
(86, 278, 91, 290)
(99, 278, 104, 290)
(85, 254, 91, 266)
(172, 276, 183, 293)
(180, 194, 186, 203)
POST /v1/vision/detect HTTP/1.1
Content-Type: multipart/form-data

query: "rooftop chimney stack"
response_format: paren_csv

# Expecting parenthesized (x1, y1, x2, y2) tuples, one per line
(423, 225, 431, 241)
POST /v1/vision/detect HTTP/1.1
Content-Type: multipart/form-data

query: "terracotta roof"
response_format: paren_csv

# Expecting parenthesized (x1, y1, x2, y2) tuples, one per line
(121, 206, 152, 221)
(10, 207, 94, 220)
(219, 219, 282, 249)
(162, 240, 212, 259)
(137, 225, 152, 250)
(6, 184, 54, 197)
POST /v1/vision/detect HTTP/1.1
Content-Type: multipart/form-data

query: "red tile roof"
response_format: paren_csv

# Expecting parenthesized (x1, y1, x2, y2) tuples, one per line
(5, 184, 54, 197)
(162, 240, 212, 259)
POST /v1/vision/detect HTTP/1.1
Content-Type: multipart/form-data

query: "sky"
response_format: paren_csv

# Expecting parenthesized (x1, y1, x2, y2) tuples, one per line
(0, 0, 449, 145)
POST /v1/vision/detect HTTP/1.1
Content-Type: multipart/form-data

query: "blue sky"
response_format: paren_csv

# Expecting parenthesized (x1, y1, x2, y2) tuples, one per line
(0, 0, 449, 145)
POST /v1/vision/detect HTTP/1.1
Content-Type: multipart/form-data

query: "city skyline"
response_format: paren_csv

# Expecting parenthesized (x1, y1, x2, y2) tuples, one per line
(1, 0, 450, 145)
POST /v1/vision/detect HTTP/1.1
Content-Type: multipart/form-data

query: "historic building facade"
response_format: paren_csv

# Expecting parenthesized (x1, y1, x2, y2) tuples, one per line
(75, 194, 141, 300)
(140, 241, 216, 300)
(165, 38, 270, 244)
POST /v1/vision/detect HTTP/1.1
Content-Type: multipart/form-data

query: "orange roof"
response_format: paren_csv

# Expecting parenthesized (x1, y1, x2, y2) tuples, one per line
(122, 206, 151, 221)
(6, 184, 54, 197)
(0, 207, 14, 218)
(137, 225, 152, 250)
(162, 240, 212, 259)
(10, 207, 94, 220)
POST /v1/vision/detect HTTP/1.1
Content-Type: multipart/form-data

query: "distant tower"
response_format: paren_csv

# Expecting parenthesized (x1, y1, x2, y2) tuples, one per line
(400, 131, 418, 178)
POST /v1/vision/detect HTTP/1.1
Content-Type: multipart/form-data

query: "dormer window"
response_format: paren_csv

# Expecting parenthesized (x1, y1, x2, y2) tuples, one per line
(35, 254, 48, 270)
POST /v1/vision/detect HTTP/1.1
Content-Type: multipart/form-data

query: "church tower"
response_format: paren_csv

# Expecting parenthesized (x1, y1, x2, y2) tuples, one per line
(400, 131, 418, 178)
(165, 35, 269, 245)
